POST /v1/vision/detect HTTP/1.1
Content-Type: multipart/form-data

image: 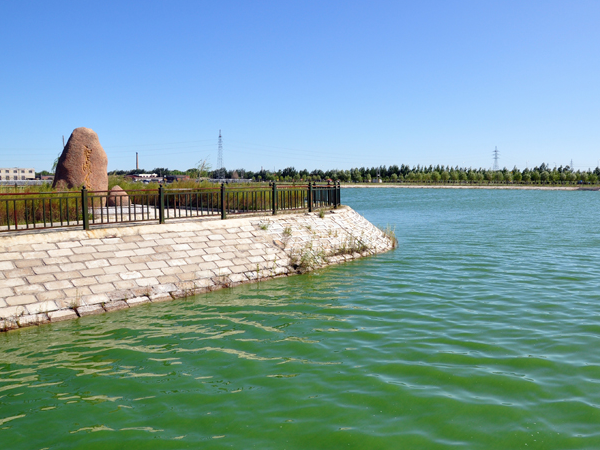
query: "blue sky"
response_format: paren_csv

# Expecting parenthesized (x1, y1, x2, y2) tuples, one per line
(1, 0, 599, 173)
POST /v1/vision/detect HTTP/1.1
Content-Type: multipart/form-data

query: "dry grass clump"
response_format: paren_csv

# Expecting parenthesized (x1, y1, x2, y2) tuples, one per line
(379, 225, 398, 248)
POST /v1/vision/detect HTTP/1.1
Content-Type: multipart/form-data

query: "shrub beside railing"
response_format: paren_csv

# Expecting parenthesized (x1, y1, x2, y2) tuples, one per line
(0, 182, 341, 233)
(0, 190, 84, 230)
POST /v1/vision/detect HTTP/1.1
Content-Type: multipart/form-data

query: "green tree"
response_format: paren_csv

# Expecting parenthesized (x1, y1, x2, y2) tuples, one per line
(513, 171, 522, 183)
(338, 171, 350, 182)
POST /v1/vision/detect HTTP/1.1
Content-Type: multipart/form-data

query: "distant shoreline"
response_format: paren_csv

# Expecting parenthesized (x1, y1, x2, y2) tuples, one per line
(341, 183, 599, 191)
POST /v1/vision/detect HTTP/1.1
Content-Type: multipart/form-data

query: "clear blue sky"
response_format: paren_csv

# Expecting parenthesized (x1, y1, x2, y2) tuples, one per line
(1, 0, 599, 173)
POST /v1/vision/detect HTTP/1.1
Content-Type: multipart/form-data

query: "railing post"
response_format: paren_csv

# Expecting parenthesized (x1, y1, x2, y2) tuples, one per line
(333, 180, 336, 207)
(332, 180, 336, 207)
(221, 182, 226, 220)
(333, 181, 336, 207)
(336, 180, 341, 207)
(272, 181, 277, 215)
(159, 184, 165, 224)
(81, 186, 89, 230)
(308, 181, 313, 212)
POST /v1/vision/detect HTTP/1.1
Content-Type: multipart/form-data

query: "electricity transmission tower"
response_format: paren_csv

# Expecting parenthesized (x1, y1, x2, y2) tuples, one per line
(493, 146, 499, 171)
(217, 130, 223, 177)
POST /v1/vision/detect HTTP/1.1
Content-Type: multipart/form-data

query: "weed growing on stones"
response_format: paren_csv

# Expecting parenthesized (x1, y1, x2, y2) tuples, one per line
(69, 289, 81, 310)
(290, 242, 329, 273)
(379, 224, 398, 248)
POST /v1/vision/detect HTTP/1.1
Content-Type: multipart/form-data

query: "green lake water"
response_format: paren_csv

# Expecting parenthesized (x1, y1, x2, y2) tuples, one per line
(2, 188, 600, 449)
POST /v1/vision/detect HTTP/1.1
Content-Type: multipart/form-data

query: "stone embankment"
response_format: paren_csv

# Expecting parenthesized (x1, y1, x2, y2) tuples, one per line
(0, 206, 395, 332)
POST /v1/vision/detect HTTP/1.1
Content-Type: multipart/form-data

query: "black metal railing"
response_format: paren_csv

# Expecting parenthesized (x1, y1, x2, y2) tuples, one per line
(0, 182, 341, 232)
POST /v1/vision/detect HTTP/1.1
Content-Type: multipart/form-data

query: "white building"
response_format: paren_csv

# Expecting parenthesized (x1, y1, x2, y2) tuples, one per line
(0, 168, 35, 181)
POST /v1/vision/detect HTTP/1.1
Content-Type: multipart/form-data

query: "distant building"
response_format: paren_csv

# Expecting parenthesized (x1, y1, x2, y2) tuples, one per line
(165, 175, 190, 183)
(0, 167, 35, 181)
(124, 174, 164, 183)
(208, 178, 253, 184)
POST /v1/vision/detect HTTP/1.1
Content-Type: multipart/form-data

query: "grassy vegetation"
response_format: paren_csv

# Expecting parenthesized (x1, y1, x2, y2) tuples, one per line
(379, 225, 398, 248)
(106, 175, 245, 191)
(290, 242, 329, 273)
(336, 234, 369, 255)
(289, 230, 376, 274)
(0, 185, 84, 229)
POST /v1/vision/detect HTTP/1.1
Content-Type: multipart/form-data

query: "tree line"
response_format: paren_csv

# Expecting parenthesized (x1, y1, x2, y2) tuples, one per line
(102, 163, 600, 185)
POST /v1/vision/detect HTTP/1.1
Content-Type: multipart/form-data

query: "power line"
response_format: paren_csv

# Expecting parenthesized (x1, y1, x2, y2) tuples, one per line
(104, 139, 214, 149)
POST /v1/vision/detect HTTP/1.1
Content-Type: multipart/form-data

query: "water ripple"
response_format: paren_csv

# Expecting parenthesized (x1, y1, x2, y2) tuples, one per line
(2, 189, 600, 448)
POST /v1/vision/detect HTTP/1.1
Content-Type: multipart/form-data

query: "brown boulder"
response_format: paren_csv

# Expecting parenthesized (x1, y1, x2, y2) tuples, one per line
(52, 127, 108, 193)
(107, 185, 130, 207)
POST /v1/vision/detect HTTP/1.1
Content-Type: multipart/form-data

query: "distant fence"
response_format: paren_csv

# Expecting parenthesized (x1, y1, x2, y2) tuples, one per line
(0, 182, 341, 233)
(0, 180, 52, 187)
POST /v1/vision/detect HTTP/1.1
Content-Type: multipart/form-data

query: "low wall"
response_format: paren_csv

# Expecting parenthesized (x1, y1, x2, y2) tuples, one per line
(0, 206, 394, 332)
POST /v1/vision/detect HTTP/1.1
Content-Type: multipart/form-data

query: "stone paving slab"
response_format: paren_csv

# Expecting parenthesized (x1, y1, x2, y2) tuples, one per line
(76, 305, 105, 316)
(18, 313, 49, 327)
(104, 300, 129, 312)
(48, 309, 78, 322)
(127, 297, 151, 306)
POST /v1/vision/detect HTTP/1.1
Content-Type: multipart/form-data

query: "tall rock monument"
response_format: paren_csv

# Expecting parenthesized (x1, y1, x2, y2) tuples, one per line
(53, 127, 108, 193)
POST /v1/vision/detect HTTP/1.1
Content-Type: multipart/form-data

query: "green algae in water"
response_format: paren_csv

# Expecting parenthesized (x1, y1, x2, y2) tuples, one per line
(2, 188, 600, 449)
